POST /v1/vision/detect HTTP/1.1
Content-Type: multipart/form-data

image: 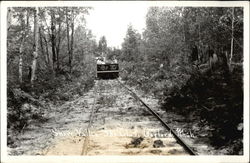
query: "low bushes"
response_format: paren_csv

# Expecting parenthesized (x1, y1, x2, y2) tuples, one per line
(7, 64, 95, 146)
(120, 58, 243, 154)
(162, 65, 243, 153)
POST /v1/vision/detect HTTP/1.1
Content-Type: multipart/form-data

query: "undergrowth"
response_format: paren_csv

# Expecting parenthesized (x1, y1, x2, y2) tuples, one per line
(120, 60, 243, 154)
(7, 65, 95, 147)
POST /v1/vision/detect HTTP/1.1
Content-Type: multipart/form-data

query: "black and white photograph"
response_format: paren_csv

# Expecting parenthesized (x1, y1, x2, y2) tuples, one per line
(0, 1, 249, 163)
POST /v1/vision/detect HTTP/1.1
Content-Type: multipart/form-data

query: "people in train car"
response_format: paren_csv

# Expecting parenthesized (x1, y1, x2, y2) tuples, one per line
(97, 57, 105, 64)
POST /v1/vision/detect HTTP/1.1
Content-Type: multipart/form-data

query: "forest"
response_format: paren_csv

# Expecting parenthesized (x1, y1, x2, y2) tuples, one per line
(7, 7, 243, 155)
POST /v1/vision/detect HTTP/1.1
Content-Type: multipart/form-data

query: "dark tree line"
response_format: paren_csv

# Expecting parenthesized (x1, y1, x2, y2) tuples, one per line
(118, 7, 243, 154)
(120, 7, 243, 68)
(7, 7, 96, 88)
(7, 7, 100, 138)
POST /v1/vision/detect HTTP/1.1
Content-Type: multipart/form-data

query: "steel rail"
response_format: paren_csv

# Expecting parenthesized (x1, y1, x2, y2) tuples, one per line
(117, 79, 197, 155)
(81, 80, 99, 155)
(97, 70, 120, 73)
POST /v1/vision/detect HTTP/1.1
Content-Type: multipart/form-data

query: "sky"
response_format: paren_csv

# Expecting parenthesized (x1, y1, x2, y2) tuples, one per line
(85, 5, 149, 48)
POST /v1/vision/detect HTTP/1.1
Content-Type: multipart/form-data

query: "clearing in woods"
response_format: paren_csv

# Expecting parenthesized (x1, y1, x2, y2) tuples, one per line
(8, 80, 192, 155)
(42, 80, 188, 155)
(8, 79, 216, 155)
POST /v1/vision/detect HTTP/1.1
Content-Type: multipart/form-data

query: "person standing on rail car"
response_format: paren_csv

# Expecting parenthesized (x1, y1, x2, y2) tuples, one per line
(207, 46, 218, 72)
(191, 44, 199, 66)
(113, 56, 118, 64)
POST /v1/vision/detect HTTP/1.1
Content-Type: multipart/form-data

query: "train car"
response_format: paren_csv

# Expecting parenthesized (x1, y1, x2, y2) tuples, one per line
(96, 57, 119, 79)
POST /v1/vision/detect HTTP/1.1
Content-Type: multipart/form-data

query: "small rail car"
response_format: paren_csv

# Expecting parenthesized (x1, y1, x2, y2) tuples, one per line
(96, 57, 119, 79)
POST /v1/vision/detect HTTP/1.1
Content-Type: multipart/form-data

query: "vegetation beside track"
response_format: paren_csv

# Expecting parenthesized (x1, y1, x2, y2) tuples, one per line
(118, 7, 243, 155)
(120, 61, 243, 155)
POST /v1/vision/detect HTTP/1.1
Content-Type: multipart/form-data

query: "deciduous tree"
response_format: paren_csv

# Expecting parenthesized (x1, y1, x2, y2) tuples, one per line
(30, 7, 39, 86)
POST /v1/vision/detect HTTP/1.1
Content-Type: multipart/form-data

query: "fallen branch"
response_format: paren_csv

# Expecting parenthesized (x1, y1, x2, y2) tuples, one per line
(201, 104, 213, 111)
(12, 88, 51, 109)
(198, 63, 210, 74)
(231, 62, 243, 67)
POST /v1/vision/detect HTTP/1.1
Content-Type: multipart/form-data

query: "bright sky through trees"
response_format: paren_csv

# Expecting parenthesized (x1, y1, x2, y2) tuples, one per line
(85, 5, 148, 48)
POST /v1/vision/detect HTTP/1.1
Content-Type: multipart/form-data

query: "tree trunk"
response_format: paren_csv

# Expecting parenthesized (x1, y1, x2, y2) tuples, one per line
(39, 27, 46, 64)
(70, 9, 74, 73)
(183, 8, 190, 46)
(7, 8, 12, 31)
(66, 7, 71, 72)
(56, 20, 61, 70)
(198, 22, 201, 63)
(30, 7, 39, 85)
(26, 10, 29, 31)
(41, 33, 50, 67)
(50, 9, 56, 71)
(19, 40, 24, 83)
(42, 30, 54, 76)
(230, 7, 234, 65)
(18, 9, 28, 84)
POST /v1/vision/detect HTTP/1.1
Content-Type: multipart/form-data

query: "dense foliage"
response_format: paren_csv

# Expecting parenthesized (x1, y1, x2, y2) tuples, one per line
(7, 7, 97, 142)
(119, 7, 243, 154)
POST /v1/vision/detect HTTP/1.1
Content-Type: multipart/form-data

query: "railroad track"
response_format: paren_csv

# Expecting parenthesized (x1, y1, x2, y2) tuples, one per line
(79, 79, 197, 155)
(81, 80, 99, 155)
(116, 79, 197, 155)
(13, 78, 200, 156)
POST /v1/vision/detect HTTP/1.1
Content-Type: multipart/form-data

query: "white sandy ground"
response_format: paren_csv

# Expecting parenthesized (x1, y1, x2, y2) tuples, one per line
(8, 79, 217, 155)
